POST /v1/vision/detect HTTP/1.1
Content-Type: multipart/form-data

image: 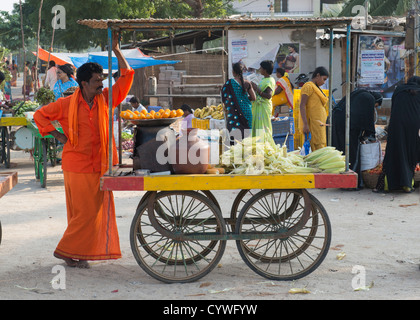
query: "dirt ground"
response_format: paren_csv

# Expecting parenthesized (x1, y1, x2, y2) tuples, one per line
(1, 149, 420, 302)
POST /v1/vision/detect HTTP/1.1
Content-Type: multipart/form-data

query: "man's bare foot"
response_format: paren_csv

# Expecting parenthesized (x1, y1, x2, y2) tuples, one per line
(76, 260, 90, 269)
(54, 252, 77, 267)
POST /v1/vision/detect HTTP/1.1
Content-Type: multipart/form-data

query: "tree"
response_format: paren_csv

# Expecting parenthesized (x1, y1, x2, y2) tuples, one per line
(0, 0, 237, 52)
(339, 0, 412, 17)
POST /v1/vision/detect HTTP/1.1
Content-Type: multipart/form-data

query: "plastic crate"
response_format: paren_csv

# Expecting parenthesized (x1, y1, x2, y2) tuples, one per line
(271, 115, 294, 136)
(148, 106, 163, 113)
(210, 118, 225, 130)
(273, 134, 294, 152)
(192, 118, 210, 130)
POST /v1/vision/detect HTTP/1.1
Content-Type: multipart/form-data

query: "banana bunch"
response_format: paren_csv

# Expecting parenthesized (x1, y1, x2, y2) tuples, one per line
(210, 104, 224, 120)
(304, 147, 346, 173)
(194, 104, 224, 119)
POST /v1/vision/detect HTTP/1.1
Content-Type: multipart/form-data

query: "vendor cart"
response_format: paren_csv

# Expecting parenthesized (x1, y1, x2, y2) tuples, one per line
(26, 121, 62, 188)
(0, 117, 28, 168)
(0, 171, 18, 244)
(101, 170, 357, 283)
(76, 17, 355, 283)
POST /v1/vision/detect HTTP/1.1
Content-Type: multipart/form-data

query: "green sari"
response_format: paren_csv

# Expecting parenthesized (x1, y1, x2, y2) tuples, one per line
(252, 76, 276, 142)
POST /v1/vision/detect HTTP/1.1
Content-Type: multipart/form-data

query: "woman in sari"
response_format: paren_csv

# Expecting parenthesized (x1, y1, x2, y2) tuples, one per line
(375, 76, 420, 193)
(272, 67, 294, 115)
(53, 64, 79, 100)
(299, 66, 329, 151)
(221, 62, 256, 141)
(250, 60, 276, 142)
(22, 61, 33, 96)
(10, 60, 18, 87)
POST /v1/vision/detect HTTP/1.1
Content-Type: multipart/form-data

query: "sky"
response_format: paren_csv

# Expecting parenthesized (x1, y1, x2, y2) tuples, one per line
(1, 0, 18, 13)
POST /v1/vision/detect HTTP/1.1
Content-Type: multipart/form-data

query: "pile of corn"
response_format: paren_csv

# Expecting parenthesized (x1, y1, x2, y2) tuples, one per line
(303, 146, 346, 173)
(219, 137, 345, 175)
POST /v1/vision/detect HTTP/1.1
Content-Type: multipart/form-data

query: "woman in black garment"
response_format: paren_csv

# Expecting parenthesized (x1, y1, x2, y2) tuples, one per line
(331, 89, 383, 189)
(375, 77, 420, 193)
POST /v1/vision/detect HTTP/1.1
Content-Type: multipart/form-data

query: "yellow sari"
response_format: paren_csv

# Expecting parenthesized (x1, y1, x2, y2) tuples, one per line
(272, 76, 294, 113)
(300, 81, 328, 151)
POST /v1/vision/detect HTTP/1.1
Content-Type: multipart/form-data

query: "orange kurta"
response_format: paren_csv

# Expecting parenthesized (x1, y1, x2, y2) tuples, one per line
(34, 68, 134, 260)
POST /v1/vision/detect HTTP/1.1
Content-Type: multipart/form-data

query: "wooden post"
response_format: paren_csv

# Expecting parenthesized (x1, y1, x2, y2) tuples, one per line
(405, 10, 415, 81)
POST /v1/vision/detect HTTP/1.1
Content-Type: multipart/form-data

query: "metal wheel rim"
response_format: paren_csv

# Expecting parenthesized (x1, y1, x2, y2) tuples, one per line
(130, 191, 226, 283)
(235, 189, 331, 281)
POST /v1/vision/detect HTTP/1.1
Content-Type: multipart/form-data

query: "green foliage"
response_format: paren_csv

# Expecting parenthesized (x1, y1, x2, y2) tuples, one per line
(0, 0, 234, 52)
(35, 87, 55, 105)
(339, 0, 412, 17)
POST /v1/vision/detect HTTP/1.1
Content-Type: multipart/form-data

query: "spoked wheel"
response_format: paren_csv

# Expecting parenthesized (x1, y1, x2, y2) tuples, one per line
(33, 137, 41, 180)
(130, 191, 227, 283)
(235, 189, 331, 281)
(39, 140, 48, 188)
(0, 127, 11, 168)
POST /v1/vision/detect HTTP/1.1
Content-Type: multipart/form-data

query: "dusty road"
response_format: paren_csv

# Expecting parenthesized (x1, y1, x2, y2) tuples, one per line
(1, 150, 420, 301)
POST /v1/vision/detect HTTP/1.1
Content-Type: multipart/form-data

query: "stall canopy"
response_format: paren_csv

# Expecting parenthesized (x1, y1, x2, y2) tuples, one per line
(33, 47, 179, 70)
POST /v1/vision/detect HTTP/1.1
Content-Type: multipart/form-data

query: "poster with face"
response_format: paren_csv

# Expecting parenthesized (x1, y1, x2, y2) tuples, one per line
(274, 43, 300, 74)
(357, 35, 405, 98)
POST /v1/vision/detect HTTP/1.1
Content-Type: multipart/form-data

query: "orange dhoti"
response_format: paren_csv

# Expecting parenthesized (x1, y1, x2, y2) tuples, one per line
(54, 171, 121, 260)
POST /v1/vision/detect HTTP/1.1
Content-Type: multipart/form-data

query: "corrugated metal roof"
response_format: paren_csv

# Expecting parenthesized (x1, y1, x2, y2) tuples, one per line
(77, 17, 354, 30)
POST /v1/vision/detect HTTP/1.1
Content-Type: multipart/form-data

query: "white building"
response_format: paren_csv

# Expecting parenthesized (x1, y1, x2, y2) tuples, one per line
(231, 0, 344, 17)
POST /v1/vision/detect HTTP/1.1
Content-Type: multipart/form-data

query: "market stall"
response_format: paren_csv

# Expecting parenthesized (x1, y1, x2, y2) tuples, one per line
(78, 17, 356, 283)
(0, 116, 28, 168)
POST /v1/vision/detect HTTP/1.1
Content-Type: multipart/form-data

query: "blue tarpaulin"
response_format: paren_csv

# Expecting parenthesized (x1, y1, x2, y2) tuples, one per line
(70, 53, 179, 70)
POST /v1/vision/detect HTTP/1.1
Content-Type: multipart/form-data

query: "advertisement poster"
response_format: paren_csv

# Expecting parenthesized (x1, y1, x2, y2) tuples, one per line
(231, 39, 248, 63)
(274, 43, 300, 74)
(359, 50, 385, 84)
(357, 35, 405, 98)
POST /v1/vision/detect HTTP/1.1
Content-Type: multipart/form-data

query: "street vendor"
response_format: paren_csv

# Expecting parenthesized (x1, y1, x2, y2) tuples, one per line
(33, 31, 134, 268)
(180, 104, 194, 129)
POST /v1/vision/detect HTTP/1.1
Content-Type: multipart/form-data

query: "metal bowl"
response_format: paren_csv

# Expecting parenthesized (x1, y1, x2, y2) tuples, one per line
(130, 117, 182, 127)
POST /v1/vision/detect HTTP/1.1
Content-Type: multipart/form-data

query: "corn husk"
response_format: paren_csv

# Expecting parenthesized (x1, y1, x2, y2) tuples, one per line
(220, 136, 345, 175)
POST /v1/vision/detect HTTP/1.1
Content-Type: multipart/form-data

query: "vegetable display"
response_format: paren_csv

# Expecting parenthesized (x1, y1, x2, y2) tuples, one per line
(219, 137, 346, 175)
(12, 101, 39, 117)
(35, 88, 55, 105)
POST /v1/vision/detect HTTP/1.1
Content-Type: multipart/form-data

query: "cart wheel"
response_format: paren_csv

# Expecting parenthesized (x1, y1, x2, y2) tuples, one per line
(229, 189, 261, 230)
(0, 127, 11, 168)
(136, 190, 221, 212)
(49, 138, 57, 167)
(39, 140, 48, 188)
(33, 137, 41, 180)
(235, 189, 331, 281)
(130, 191, 226, 283)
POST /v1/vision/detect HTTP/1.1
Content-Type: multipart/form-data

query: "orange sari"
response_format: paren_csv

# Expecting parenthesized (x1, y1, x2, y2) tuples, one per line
(34, 68, 134, 261)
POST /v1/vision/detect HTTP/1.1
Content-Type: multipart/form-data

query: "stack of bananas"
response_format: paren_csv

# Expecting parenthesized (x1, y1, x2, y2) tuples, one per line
(304, 147, 346, 173)
(194, 104, 224, 120)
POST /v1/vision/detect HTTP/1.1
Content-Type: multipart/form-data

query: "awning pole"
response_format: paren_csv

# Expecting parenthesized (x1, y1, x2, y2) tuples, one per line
(345, 23, 351, 172)
(108, 26, 113, 176)
(327, 28, 334, 146)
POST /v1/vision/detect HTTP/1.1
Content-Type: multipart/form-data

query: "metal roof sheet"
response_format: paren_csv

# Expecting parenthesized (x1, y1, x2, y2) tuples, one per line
(77, 17, 354, 31)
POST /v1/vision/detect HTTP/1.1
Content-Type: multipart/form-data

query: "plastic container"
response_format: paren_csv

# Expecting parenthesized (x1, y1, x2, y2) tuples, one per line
(148, 106, 163, 113)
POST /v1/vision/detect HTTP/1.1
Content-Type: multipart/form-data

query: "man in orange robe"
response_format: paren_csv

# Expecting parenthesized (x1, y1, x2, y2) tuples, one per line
(34, 32, 134, 268)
